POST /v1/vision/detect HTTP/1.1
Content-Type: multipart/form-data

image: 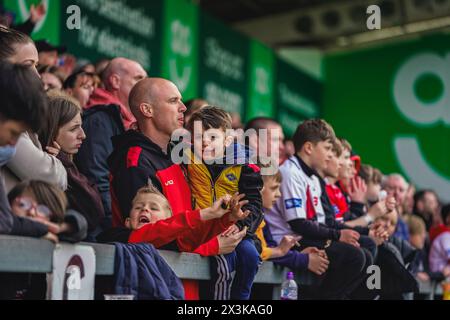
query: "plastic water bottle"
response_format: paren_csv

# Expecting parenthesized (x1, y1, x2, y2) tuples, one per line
(280, 272, 298, 300)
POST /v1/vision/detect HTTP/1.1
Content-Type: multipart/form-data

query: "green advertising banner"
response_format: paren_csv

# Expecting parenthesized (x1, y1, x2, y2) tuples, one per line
(246, 40, 275, 121)
(275, 57, 322, 138)
(59, 0, 162, 73)
(198, 12, 249, 115)
(4, 0, 60, 44)
(324, 34, 450, 202)
(161, 0, 198, 100)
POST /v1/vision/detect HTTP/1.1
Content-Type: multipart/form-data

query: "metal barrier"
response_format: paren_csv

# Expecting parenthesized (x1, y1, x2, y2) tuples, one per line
(0, 235, 442, 300)
(0, 235, 286, 299)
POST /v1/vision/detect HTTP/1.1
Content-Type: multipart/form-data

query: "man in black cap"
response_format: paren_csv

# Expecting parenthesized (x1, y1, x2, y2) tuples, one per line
(35, 39, 66, 66)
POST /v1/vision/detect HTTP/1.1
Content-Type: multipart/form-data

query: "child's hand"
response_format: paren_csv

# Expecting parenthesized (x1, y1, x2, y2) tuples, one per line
(221, 224, 240, 237)
(307, 250, 330, 275)
(368, 221, 389, 245)
(348, 176, 367, 203)
(278, 235, 301, 255)
(229, 193, 250, 222)
(217, 227, 247, 254)
(200, 194, 232, 221)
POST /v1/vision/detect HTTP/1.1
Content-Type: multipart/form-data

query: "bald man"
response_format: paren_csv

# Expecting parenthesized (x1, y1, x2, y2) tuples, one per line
(74, 58, 147, 233)
(107, 78, 188, 224)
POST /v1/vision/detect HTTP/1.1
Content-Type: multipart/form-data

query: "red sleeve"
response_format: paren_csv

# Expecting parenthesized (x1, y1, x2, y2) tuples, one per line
(192, 237, 219, 256)
(176, 213, 234, 256)
(128, 209, 202, 248)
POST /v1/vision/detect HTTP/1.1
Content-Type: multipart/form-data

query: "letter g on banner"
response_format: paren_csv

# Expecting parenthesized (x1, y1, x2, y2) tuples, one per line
(393, 52, 450, 127)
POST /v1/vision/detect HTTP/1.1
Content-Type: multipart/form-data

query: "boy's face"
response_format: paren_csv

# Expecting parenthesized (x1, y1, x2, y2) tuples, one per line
(126, 193, 171, 230)
(261, 177, 282, 210)
(338, 149, 353, 180)
(324, 151, 341, 179)
(200, 127, 233, 161)
(0, 119, 27, 147)
(311, 140, 333, 173)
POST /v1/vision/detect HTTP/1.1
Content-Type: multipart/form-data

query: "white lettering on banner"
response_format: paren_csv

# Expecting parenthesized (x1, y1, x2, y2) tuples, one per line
(394, 137, 450, 202)
(170, 59, 191, 93)
(171, 20, 191, 57)
(279, 83, 318, 117)
(205, 38, 244, 81)
(393, 53, 450, 126)
(278, 111, 302, 134)
(392, 52, 450, 202)
(169, 20, 192, 92)
(79, 17, 151, 70)
(255, 67, 270, 95)
(77, 0, 155, 38)
(204, 82, 242, 114)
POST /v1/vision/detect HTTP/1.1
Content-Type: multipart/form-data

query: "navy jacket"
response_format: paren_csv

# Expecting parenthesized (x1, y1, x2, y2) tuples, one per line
(75, 105, 125, 228)
(113, 242, 184, 300)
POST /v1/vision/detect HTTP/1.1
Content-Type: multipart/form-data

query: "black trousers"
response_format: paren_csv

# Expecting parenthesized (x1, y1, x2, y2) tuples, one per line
(298, 239, 368, 299)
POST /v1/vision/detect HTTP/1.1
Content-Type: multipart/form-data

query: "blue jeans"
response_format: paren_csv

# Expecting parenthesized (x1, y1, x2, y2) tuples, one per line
(210, 238, 261, 300)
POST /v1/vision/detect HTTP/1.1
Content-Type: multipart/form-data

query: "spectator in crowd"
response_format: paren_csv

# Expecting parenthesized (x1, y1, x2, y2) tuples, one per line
(405, 215, 430, 282)
(358, 165, 383, 205)
(35, 39, 66, 67)
(40, 93, 105, 241)
(75, 57, 147, 230)
(335, 138, 368, 219)
(403, 183, 416, 216)
(255, 159, 329, 276)
(429, 204, 450, 277)
(8, 180, 87, 242)
(244, 117, 285, 165)
(0, 26, 39, 74)
(0, 27, 67, 192)
(2, 178, 87, 300)
(323, 142, 390, 230)
(230, 112, 243, 130)
(95, 58, 110, 77)
(38, 64, 64, 91)
(283, 139, 295, 161)
(108, 78, 243, 299)
(265, 119, 372, 299)
(183, 98, 208, 126)
(186, 106, 263, 300)
(63, 70, 96, 109)
(383, 173, 410, 241)
(98, 186, 248, 249)
(0, 62, 55, 240)
(413, 189, 441, 231)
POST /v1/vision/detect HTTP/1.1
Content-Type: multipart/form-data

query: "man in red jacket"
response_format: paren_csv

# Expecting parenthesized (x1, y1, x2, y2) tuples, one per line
(108, 78, 244, 299)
